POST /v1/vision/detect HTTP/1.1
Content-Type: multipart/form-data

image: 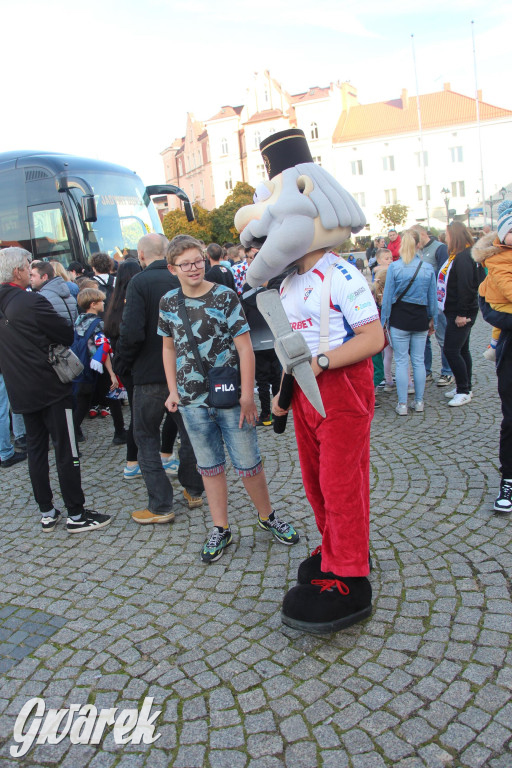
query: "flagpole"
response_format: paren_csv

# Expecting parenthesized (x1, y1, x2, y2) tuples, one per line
(472, 20, 486, 225)
(411, 34, 430, 228)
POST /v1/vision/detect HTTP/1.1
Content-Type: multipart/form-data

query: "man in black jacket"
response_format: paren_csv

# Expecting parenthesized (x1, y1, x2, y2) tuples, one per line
(116, 234, 203, 525)
(206, 243, 236, 291)
(0, 247, 111, 533)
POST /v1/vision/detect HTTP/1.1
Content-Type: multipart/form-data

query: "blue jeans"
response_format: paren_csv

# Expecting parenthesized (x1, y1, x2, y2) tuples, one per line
(390, 327, 428, 403)
(0, 375, 15, 461)
(424, 312, 452, 376)
(180, 405, 262, 477)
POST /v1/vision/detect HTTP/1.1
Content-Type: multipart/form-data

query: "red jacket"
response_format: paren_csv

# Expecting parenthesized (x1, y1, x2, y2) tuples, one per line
(388, 235, 402, 261)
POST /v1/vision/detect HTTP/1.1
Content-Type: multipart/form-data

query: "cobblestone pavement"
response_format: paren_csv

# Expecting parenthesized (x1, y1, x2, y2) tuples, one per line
(0, 316, 510, 768)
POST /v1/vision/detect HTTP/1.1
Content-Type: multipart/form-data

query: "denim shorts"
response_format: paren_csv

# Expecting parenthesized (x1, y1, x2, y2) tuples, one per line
(179, 405, 262, 477)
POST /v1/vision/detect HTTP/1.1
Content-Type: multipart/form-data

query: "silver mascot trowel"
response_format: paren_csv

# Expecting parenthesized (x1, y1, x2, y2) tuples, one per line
(256, 289, 325, 419)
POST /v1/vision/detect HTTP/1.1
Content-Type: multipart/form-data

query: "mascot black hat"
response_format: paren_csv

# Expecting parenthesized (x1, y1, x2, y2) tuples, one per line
(260, 129, 313, 180)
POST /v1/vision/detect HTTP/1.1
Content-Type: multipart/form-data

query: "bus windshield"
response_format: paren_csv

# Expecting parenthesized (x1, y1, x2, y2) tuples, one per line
(70, 172, 162, 259)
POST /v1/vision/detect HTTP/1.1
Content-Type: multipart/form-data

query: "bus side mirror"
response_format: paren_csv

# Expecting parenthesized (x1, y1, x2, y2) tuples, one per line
(82, 195, 97, 223)
(184, 200, 194, 222)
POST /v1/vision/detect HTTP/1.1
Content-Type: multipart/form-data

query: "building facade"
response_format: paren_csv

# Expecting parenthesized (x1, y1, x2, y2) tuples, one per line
(161, 74, 512, 234)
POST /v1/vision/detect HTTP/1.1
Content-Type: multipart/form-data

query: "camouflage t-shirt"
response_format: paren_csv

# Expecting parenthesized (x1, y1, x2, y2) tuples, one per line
(158, 284, 250, 407)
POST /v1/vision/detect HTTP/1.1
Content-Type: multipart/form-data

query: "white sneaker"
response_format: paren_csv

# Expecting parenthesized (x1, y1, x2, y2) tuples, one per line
(413, 401, 424, 412)
(483, 346, 496, 362)
(445, 388, 472, 399)
(447, 393, 472, 407)
(383, 383, 395, 392)
(407, 385, 415, 395)
(395, 403, 408, 416)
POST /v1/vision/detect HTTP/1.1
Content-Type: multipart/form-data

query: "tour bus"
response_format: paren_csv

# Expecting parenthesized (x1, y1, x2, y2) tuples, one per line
(0, 151, 193, 267)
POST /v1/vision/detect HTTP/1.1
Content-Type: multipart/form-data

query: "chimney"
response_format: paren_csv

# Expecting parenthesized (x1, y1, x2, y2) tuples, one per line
(401, 88, 409, 109)
(444, 82, 451, 91)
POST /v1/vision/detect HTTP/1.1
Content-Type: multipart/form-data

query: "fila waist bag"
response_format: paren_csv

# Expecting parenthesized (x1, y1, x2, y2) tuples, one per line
(207, 366, 239, 409)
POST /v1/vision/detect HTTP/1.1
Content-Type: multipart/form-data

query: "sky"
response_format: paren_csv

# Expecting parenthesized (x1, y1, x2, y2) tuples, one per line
(2, 0, 511, 185)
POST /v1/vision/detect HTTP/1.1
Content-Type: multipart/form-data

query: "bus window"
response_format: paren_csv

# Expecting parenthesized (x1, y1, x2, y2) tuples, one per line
(0, 169, 31, 250)
(29, 204, 71, 264)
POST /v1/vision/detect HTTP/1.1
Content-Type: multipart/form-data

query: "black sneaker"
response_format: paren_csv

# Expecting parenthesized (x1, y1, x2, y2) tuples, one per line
(112, 430, 128, 445)
(255, 413, 272, 427)
(201, 527, 232, 563)
(258, 511, 299, 545)
(14, 436, 27, 451)
(41, 509, 61, 533)
(67, 509, 112, 533)
(1, 451, 27, 468)
(494, 479, 512, 514)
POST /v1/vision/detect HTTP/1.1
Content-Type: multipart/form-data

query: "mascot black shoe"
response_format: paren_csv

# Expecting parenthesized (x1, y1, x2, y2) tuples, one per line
(297, 546, 373, 585)
(282, 576, 372, 635)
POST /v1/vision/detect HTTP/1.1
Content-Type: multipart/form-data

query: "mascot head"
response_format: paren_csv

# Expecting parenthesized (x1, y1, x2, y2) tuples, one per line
(234, 128, 366, 287)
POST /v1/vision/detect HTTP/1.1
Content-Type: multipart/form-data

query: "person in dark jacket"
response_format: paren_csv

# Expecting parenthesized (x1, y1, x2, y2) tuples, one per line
(30, 260, 78, 324)
(479, 297, 512, 513)
(437, 222, 479, 407)
(0, 247, 111, 533)
(205, 243, 237, 291)
(115, 233, 203, 524)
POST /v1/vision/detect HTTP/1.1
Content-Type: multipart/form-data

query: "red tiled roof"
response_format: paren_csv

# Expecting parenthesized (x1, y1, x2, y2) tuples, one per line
(206, 105, 244, 122)
(244, 109, 285, 124)
(333, 89, 512, 143)
(291, 86, 330, 104)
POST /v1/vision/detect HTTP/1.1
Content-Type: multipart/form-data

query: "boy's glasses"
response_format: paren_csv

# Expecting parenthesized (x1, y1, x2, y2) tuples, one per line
(175, 258, 206, 272)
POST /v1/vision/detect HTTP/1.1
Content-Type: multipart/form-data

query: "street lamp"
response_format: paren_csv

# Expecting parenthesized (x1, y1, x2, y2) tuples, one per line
(441, 187, 450, 225)
(500, 186, 507, 200)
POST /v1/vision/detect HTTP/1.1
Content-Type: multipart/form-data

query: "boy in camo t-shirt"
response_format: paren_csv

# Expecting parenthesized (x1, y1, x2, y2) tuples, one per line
(158, 235, 299, 563)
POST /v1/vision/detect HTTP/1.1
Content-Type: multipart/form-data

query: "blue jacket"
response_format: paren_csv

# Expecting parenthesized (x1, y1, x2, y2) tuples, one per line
(381, 256, 438, 327)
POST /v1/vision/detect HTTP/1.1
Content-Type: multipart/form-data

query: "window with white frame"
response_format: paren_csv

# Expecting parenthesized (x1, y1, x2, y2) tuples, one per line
(190, 183, 195, 202)
(451, 181, 466, 197)
(353, 192, 366, 207)
(383, 155, 395, 171)
(221, 138, 228, 155)
(254, 131, 261, 149)
(225, 171, 233, 191)
(310, 122, 319, 140)
(256, 164, 266, 180)
(450, 146, 463, 162)
(200, 180, 205, 199)
(415, 151, 429, 167)
(384, 189, 397, 204)
(312, 156, 322, 166)
(351, 160, 363, 176)
(417, 185, 431, 201)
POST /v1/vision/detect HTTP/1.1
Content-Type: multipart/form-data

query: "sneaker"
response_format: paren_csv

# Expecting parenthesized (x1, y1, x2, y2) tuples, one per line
(281, 576, 372, 634)
(201, 526, 233, 563)
(184, 489, 203, 509)
(425, 372, 434, 384)
(257, 511, 299, 545)
(413, 400, 424, 412)
(131, 508, 175, 525)
(88, 406, 99, 419)
(41, 509, 61, 533)
(99, 407, 111, 418)
(494, 479, 512, 514)
(112, 430, 128, 445)
(483, 346, 496, 362)
(375, 381, 386, 390)
(123, 464, 142, 479)
(383, 383, 395, 392)
(445, 388, 472, 399)
(374, 400, 381, 409)
(395, 403, 408, 416)
(437, 374, 454, 387)
(162, 455, 180, 476)
(14, 436, 27, 451)
(1, 451, 27, 468)
(67, 510, 112, 533)
(447, 393, 472, 407)
(255, 413, 272, 427)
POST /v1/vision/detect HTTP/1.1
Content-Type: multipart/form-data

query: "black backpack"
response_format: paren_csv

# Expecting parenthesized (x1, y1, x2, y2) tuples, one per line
(93, 274, 115, 308)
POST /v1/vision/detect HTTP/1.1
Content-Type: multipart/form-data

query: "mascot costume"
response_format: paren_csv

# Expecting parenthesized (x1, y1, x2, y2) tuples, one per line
(234, 129, 384, 634)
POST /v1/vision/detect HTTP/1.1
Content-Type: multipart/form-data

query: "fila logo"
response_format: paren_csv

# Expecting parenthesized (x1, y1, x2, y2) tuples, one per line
(214, 384, 235, 392)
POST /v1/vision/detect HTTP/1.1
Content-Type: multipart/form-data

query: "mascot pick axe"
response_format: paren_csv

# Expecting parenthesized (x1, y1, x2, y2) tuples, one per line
(235, 129, 384, 634)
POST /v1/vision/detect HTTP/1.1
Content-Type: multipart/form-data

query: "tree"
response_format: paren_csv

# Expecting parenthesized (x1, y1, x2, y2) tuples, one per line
(377, 203, 409, 229)
(211, 182, 255, 244)
(162, 204, 214, 243)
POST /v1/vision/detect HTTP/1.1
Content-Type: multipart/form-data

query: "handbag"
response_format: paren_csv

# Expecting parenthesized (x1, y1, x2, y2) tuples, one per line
(48, 344, 84, 383)
(176, 289, 239, 409)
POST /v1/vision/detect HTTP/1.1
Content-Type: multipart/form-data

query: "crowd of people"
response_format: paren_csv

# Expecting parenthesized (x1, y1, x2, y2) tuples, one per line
(0, 203, 510, 567)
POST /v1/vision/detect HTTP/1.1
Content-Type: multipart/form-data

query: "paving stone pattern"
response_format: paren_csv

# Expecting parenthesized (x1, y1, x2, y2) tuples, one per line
(0, 316, 510, 767)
